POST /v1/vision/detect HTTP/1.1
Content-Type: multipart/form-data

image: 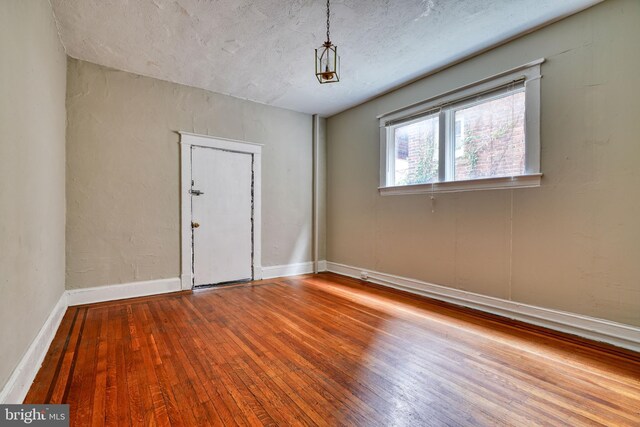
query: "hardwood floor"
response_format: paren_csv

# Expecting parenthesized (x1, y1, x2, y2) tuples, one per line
(26, 273, 640, 426)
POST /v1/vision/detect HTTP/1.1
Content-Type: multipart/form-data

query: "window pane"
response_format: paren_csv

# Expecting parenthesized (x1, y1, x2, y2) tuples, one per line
(453, 91, 525, 181)
(393, 116, 439, 186)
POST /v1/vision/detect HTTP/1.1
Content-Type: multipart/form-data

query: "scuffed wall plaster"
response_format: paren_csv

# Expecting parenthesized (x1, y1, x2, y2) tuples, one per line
(50, 0, 602, 116)
(66, 59, 314, 289)
(326, 0, 640, 327)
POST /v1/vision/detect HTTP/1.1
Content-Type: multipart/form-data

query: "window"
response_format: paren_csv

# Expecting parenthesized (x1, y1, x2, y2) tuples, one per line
(452, 89, 525, 181)
(391, 114, 439, 186)
(379, 59, 543, 195)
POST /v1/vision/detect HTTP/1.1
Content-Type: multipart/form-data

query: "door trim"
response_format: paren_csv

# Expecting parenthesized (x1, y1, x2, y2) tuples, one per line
(179, 132, 263, 290)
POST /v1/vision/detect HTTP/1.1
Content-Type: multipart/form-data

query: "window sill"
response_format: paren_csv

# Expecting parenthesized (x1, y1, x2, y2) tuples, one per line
(378, 174, 542, 196)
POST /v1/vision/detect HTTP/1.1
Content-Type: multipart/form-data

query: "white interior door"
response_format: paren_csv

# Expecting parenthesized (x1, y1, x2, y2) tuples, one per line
(191, 146, 253, 286)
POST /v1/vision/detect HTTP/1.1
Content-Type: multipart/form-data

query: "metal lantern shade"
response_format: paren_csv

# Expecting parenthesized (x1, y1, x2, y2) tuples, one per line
(315, 42, 340, 84)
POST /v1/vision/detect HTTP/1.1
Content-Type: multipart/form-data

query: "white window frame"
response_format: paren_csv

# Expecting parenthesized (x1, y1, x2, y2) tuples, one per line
(378, 58, 544, 195)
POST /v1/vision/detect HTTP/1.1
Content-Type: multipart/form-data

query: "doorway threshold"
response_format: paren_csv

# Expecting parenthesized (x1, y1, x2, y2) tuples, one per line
(193, 278, 252, 290)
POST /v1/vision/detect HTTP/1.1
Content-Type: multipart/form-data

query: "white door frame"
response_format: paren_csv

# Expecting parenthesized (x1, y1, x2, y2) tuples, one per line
(179, 132, 263, 290)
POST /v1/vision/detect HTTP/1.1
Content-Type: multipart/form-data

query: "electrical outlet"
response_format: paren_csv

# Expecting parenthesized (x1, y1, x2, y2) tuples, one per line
(360, 271, 369, 281)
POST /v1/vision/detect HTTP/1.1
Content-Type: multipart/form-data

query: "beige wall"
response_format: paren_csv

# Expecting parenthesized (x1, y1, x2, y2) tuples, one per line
(66, 59, 314, 289)
(0, 1, 67, 390)
(326, 0, 640, 326)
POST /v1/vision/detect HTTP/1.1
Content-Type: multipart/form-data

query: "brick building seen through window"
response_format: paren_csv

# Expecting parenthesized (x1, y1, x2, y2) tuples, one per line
(393, 90, 525, 185)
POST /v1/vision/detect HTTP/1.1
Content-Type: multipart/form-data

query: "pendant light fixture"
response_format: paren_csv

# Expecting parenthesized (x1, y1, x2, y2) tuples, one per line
(315, 0, 340, 84)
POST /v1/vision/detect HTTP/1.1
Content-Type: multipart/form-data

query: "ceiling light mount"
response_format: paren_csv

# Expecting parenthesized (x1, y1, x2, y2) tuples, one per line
(315, 0, 340, 84)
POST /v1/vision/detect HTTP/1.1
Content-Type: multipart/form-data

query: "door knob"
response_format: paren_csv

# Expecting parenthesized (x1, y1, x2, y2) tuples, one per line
(191, 222, 200, 228)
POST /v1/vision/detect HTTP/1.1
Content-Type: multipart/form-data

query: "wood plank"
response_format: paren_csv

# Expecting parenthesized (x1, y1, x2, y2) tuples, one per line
(25, 273, 640, 426)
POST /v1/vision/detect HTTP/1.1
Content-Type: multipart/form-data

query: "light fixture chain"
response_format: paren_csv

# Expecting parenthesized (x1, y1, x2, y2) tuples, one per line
(326, 0, 330, 43)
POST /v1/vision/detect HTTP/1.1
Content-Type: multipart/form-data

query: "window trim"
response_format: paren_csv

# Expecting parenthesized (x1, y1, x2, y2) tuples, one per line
(378, 58, 544, 195)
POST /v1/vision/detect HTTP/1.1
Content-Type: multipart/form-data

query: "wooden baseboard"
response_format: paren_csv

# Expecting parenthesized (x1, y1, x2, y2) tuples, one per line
(66, 277, 182, 306)
(326, 261, 640, 352)
(0, 293, 67, 404)
(1, 277, 183, 403)
(262, 261, 327, 279)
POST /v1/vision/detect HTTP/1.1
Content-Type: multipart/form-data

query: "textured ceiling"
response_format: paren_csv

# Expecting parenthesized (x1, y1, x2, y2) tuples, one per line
(50, 0, 602, 116)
